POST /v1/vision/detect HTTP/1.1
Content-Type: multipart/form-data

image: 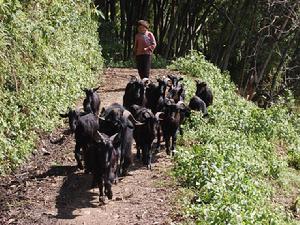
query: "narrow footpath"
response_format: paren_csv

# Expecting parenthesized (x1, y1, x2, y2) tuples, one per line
(0, 68, 183, 225)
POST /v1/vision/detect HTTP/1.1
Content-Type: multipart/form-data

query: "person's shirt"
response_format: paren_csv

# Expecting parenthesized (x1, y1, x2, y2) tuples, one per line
(134, 31, 157, 56)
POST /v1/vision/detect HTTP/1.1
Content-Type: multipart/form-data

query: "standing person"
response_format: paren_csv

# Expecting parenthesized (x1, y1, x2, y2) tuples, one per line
(133, 20, 157, 79)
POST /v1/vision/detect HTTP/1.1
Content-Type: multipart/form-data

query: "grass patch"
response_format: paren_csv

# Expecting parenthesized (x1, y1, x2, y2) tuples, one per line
(169, 52, 300, 224)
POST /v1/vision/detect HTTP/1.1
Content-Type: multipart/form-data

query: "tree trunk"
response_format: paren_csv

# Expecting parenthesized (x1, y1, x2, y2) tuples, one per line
(256, 3, 296, 84)
(163, 1, 179, 58)
(120, 0, 126, 44)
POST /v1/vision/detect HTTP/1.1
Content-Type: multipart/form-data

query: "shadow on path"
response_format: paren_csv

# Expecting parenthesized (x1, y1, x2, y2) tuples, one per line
(54, 169, 98, 220)
(33, 165, 99, 220)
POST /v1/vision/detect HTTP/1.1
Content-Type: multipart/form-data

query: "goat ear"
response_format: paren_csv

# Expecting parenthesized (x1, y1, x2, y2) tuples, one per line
(93, 86, 100, 92)
(123, 110, 144, 126)
(99, 117, 105, 122)
(130, 75, 137, 81)
(59, 113, 69, 118)
(165, 78, 172, 86)
(165, 99, 173, 105)
(79, 111, 87, 117)
(144, 111, 152, 120)
(94, 131, 105, 143)
(110, 133, 118, 141)
(156, 77, 163, 82)
(155, 112, 165, 121)
(100, 107, 106, 116)
(110, 133, 120, 148)
(178, 87, 184, 95)
(177, 102, 186, 110)
(186, 107, 192, 117)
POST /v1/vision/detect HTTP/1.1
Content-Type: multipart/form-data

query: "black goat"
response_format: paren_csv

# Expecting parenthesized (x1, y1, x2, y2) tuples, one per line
(145, 78, 168, 114)
(130, 105, 157, 169)
(144, 79, 168, 151)
(89, 131, 120, 202)
(99, 103, 143, 176)
(195, 80, 213, 107)
(167, 84, 185, 103)
(189, 95, 208, 116)
(82, 86, 101, 115)
(177, 101, 191, 135)
(167, 74, 183, 88)
(123, 76, 145, 109)
(157, 100, 188, 155)
(60, 109, 99, 171)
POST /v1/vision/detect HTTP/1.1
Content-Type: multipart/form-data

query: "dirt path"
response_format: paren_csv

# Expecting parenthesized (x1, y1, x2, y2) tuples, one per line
(0, 68, 183, 225)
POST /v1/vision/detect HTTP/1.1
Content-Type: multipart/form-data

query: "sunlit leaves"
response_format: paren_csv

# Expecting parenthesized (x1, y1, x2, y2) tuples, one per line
(0, 0, 103, 173)
(171, 51, 300, 224)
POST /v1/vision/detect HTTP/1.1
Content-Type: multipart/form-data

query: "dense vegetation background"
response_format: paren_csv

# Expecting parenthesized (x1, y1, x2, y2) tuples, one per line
(170, 52, 300, 224)
(0, 0, 103, 173)
(96, 0, 299, 98)
(1, 0, 300, 224)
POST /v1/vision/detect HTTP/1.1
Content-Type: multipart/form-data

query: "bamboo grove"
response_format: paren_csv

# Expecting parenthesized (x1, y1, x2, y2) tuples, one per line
(95, 0, 300, 98)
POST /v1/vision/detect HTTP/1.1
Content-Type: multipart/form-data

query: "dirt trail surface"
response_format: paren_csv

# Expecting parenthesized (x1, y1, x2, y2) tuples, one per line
(0, 68, 183, 225)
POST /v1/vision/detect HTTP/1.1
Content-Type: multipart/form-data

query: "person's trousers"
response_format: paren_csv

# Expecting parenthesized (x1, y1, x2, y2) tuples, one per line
(136, 54, 151, 79)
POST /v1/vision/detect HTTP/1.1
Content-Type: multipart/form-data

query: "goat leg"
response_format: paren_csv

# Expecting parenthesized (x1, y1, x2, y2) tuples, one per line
(142, 144, 148, 165)
(136, 144, 141, 160)
(147, 144, 152, 170)
(99, 178, 105, 203)
(179, 126, 183, 136)
(165, 135, 171, 155)
(74, 143, 84, 170)
(104, 178, 113, 200)
(83, 147, 92, 174)
(155, 126, 161, 153)
(171, 134, 177, 156)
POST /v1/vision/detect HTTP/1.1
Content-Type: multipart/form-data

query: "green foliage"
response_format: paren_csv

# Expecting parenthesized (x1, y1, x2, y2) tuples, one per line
(151, 54, 170, 68)
(99, 21, 124, 65)
(170, 52, 300, 224)
(0, 0, 103, 174)
(288, 148, 300, 170)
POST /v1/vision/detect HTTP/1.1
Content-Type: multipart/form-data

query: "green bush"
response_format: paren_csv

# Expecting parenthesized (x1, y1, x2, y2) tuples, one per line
(170, 52, 300, 224)
(0, 0, 103, 174)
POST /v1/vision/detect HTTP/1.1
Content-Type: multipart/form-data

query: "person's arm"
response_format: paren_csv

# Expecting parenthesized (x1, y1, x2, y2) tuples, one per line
(147, 32, 156, 52)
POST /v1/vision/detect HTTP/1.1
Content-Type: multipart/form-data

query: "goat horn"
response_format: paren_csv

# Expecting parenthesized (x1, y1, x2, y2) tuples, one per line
(93, 86, 100, 91)
(155, 112, 164, 121)
(130, 75, 138, 81)
(94, 131, 105, 143)
(123, 110, 144, 126)
(99, 116, 105, 121)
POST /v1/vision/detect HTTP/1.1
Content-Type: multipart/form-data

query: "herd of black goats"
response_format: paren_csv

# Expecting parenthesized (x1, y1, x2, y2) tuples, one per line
(59, 74, 213, 202)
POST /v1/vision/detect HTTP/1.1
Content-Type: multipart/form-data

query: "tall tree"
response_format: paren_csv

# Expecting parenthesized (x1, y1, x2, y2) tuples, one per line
(95, 0, 300, 97)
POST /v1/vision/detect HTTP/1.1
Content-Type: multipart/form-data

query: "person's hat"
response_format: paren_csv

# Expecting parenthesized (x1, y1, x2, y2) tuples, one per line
(137, 20, 149, 29)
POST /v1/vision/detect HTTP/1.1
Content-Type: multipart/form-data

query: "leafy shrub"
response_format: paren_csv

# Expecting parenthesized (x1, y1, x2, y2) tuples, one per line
(288, 148, 300, 170)
(0, 0, 103, 174)
(170, 52, 300, 224)
(151, 54, 170, 68)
